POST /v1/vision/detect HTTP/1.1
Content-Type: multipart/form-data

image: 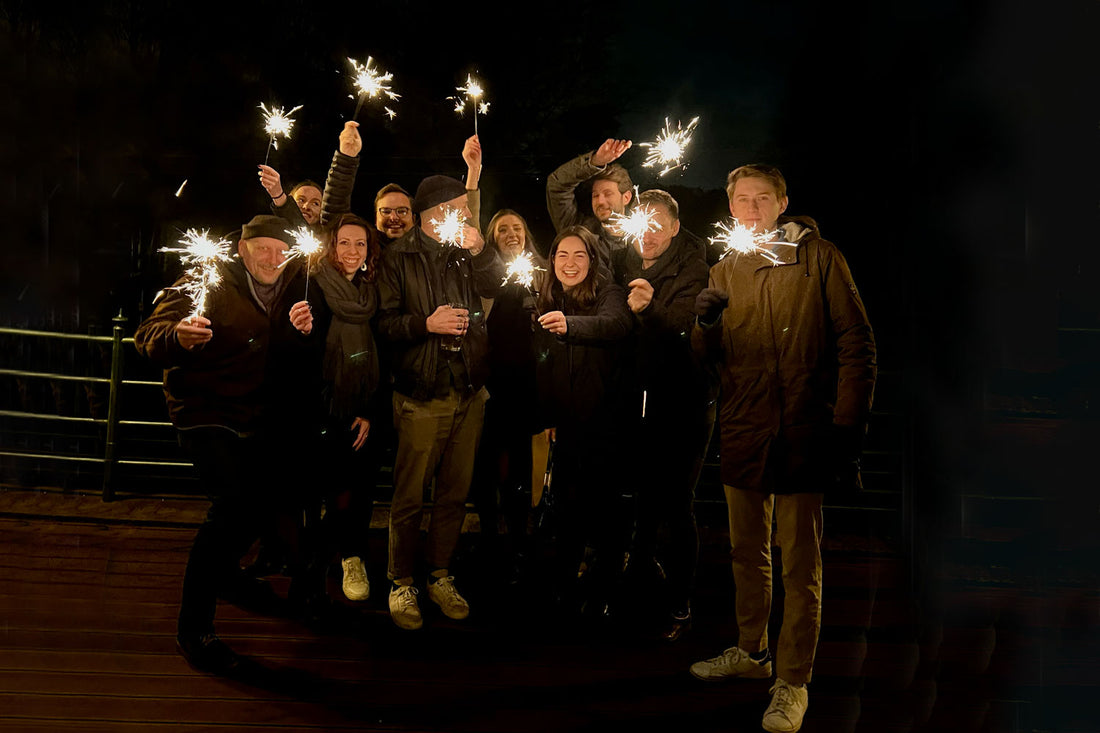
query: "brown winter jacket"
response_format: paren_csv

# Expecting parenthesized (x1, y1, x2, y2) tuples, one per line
(693, 216, 876, 493)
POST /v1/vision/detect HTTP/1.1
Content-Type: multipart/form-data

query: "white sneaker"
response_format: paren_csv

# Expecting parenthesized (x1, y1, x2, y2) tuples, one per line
(388, 584, 423, 630)
(341, 557, 370, 601)
(762, 678, 808, 733)
(689, 646, 773, 681)
(427, 575, 470, 620)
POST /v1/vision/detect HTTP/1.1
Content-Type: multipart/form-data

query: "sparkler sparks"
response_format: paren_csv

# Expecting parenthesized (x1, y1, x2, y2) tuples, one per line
(348, 56, 400, 118)
(280, 226, 325, 300)
(638, 117, 700, 177)
(160, 229, 234, 317)
(430, 207, 468, 248)
(609, 193, 662, 254)
(501, 251, 544, 289)
(709, 219, 792, 265)
(259, 103, 303, 162)
(448, 74, 489, 134)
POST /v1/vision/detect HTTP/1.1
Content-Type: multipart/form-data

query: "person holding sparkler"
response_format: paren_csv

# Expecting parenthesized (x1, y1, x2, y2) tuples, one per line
(309, 212, 384, 604)
(135, 215, 328, 675)
(469, 208, 545, 588)
(376, 174, 505, 630)
(609, 189, 714, 642)
(546, 138, 634, 273)
(534, 226, 632, 623)
(689, 165, 876, 733)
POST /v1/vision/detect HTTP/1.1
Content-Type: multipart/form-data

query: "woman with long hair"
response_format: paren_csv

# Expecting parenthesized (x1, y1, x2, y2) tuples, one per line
(534, 225, 632, 619)
(310, 212, 384, 604)
(470, 209, 545, 585)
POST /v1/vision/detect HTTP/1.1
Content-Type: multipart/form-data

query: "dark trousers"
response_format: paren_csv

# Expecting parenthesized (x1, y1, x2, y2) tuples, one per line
(631, 400, 716, 612)
(317, 415, 382, 561)
(471, 397, 533, 551)
(176, 427, 280, 636)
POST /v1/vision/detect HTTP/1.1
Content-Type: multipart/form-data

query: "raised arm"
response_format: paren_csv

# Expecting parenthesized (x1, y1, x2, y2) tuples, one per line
(320, 121, 362, 226)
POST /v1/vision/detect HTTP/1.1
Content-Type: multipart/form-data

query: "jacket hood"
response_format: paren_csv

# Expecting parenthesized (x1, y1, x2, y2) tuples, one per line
(777, 215, 821, 245)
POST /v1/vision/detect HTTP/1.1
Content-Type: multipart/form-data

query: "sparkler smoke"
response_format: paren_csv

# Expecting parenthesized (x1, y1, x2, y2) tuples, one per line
(348, 56, 400, 119)
(280, 226, 325, 300)
(259, 102, 303, 165)
(639, 116, 700, 177)
(160, 229, 234, 318)
(449, 74, 489, 135)
(708, 219, 792, 265)
(430, 207, 468, 248)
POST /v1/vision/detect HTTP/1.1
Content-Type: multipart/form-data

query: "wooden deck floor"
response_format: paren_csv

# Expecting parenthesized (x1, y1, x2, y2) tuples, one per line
(0, 488, 1095, 733)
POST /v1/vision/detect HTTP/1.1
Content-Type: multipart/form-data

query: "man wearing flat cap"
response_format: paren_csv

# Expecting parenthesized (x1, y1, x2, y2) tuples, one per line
(135, 214, 327, 674)
(376, 174, 505, 630)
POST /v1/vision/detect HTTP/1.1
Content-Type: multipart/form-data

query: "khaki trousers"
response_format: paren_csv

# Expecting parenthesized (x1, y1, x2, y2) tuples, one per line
(725, 486, 823, 685)
(388, 388, 488, 582)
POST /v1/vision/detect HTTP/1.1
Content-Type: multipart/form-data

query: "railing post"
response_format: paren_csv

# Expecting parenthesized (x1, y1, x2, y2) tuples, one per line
(102, 311, 126, 501)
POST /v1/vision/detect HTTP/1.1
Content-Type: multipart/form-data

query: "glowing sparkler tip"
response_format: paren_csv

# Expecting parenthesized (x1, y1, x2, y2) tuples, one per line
(639, 116, 700, 177)
(609, 189, 662, 249)
(348, 56, 400, 113)
(160, 228, 235, 317)
(430, 207, 468, 248)
(501, 251, 545, 289)
(708, 219, 790, 265)
(259, 102, 303, 141)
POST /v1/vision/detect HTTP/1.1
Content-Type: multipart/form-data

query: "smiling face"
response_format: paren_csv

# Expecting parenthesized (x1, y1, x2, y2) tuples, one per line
(333, 224, 368, 279)
(493, 214, 526, 259)
(553, 235, 590, 291)
(591, 180, 632, 222)
(292, 185, 323, 225)
(238, 236, 289, 285)
(375, 191, 414, 241)
(729, 176, 788, 232)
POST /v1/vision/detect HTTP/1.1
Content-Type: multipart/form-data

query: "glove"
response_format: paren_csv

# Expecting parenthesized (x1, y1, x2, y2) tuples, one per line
(830, 423, 865, 493)
(694, 288, 729, 325)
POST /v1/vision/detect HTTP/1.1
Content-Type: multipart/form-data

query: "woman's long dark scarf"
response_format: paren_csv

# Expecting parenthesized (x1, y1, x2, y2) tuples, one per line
(314, 262, 379, 421)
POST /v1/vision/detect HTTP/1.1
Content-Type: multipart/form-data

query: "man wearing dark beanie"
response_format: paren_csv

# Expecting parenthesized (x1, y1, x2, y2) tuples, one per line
(135, 214, 328, 674)
(376, 174, 505, 630)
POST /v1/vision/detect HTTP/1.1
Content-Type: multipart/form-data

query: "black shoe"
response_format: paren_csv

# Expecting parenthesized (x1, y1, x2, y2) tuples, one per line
(661, 611, 692, 642)
(176, 632, 241, 675)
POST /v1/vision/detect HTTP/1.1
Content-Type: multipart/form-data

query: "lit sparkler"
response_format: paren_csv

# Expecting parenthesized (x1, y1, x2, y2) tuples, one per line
(430, 207, 468, 248)
(259, 102, 303, 165)
(280, 226, 325, 300)
(448, 74, 489, 135)
(709, 219, 791, 265)
(638, 117, 700, 177)
(501, 251, 544, 289)
(160, 229, 234, 318)
(348, 56, 400, 119)
(609, 191, 662, 255)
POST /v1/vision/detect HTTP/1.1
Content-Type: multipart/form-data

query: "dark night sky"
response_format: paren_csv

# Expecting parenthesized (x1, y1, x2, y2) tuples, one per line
(1, 0, 1096, 502)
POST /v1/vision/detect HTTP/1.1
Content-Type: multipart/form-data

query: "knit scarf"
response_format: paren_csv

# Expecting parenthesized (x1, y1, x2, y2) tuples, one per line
(314, 262, 379, 420)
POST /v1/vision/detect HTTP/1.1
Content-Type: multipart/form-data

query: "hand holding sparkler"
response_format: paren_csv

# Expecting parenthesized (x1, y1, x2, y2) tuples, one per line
(288, 300, 313, 335)
(538, 311, 568, 336)
(338, 121, 362, 157)
(626, 278, 654, 314)
(257, 165, 285, 203)
(462, 135, 482, 189)
(638, 117, 700, 177)
(591, 138, 632, 167)
(694, 288, 729, 325)
(175, 315, 213, 351)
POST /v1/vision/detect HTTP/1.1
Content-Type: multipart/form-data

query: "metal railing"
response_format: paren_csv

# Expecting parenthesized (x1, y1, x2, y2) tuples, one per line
(0, 313, 184, 501)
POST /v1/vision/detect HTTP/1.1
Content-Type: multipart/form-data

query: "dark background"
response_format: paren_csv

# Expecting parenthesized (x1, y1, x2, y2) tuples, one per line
(1, 0, 1097, 556)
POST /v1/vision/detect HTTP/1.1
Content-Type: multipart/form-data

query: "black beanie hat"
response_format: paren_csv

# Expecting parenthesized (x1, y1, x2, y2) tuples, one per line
(241, 215, 294, 245)
(412, 175, 467, 215)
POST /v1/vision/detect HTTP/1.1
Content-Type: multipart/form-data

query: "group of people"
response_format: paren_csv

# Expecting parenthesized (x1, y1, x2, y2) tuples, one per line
(135, 119, 876, 733)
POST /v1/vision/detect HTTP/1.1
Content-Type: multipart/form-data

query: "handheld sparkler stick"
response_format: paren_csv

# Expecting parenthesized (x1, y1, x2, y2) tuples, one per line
(348, 56, 400, 119)
(280, 226, 324, 300)
(259, 103, 303, 166)
(638, 117, 700, 177)
(160, 229, 234, 318)
(449, 74, 489, 135)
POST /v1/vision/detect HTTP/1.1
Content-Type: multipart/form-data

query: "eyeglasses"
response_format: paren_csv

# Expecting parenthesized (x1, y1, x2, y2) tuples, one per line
(378, 207, 411, 217)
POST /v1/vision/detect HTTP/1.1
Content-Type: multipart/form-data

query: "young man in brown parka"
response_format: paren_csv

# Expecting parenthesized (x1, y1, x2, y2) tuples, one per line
(688, 165, 877, 733)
